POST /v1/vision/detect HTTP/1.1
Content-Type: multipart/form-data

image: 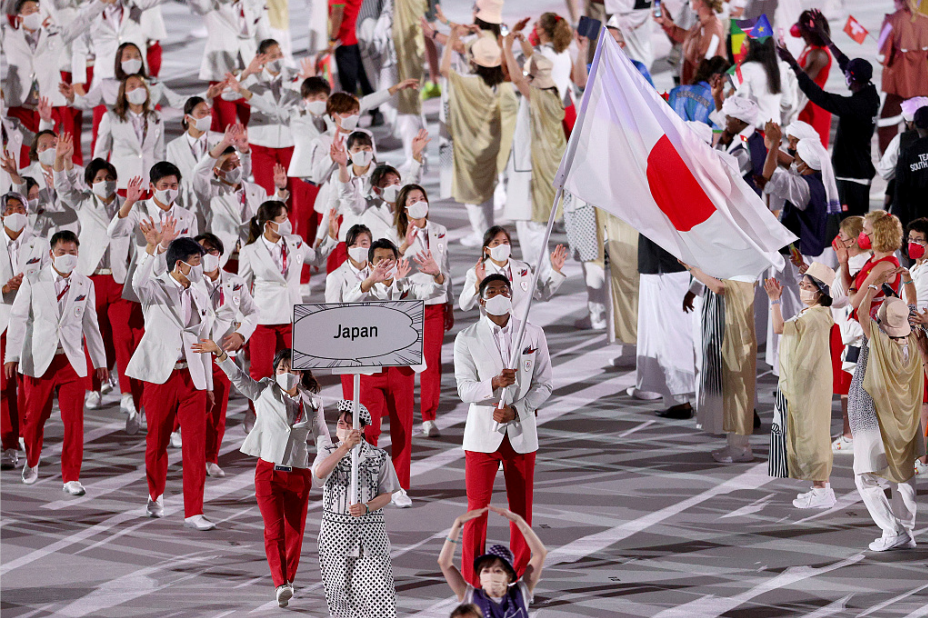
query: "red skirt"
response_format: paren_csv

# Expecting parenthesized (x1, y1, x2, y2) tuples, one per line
(830, 324, 852, 395)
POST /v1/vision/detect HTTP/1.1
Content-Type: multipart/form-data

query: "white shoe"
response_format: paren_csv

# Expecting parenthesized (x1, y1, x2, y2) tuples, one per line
(711, 446, 753, 464)
(126, 411, 141, 435)
(276, 584, 293, 607)
(62, 481, 86, 496)
(206, 462, 225, 478)
(792, 487, 836, 509)
(869, 532, 914, 552)
(21, 463, 38, 484)
(420, 420, 440, 438)
(625, 386, 662, 401)
(915, 460, 928, 475)
(170, 431, 182, 449)
(243, 409, 256, 434)
(460, 234, 481, 247)
(85, 391, 103, 410)
(184, 514, 216, 531)
(120, 393, 137, 415)
(795, 487, 814, 500)
(831, 435, 853, 453)
(0, 448, 19, 470)
(391, 488, 412, 508)
(146, 495, 164, 518)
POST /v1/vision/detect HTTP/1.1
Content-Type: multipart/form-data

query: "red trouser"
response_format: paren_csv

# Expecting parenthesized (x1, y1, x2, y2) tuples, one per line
(146, 41, 162, 77)
(1, 333, 24, 451)
(420, 304, 446, 422)
(254, 459, 312, 587)
(249, 324, 292, 383)
(84, 274, 118, 391)
(290, 178, 320, 284)
(206, 361, 232, 464)
(251, 144, 295, 198)
(60, 71, 84, 164)
(143, 368, 207, 518)
(344, 367, 415, 489)
(22, 354, 87, 482)
(5, 106, 39, 164)
(326, 241, 348, 274)
(111, 295, 146, 406)
(462, 436, 536, 586)
(210, 81, 251, 131)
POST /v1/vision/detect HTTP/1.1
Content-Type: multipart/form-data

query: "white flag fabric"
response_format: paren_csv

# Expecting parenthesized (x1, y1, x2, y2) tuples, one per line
(554, 33, 796, 280)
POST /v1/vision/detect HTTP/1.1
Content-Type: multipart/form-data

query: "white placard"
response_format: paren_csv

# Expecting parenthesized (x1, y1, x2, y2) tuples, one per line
(291, 301, 425, 369)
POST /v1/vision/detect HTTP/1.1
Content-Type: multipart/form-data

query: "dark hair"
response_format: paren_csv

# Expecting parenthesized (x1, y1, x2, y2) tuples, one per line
(539, 12, 572, 53)
(481, 225, 511, 261)
(474, 64, 505, 88)
(345, 224, 372, 248)
(23, 176, 39, 196)
(257, 38, 280, 55)
(368, 238, 399, 263)
(50, 230, 80, 249)
(450, 604, 483, 618)
(692, 56, 731, 84)
(150, 161, 182, 185)
(907, 218, 928, 240)
(474, 17, 501, 37)
(165, 237, 205, 272)
(3, 192, 25, 211)
(797, 10, 830, 47)
(805, 275, 833, 307)
(347, 131, 373, 151)
(478, 273, 512, 297)
(394, 184, 428, 238)
(113, 42, 148, 81)
(195, 232, 225, 256)
(370, 164, 400, 190)
(30, 129, 57, 162)
(84, 158, 118, 185)
(326, 92, 360, 117)
(247, 200, 288, 244)
(272, 348, 320, 393)
(182, 96, 207, 130)
(337, 408, 369, 428)
(114, 75, 153, 121)
(744, 37, 781, 95)
(300, 76, 331, 98)
(15, 0, 37, 13)
(473, 556, 515, 583)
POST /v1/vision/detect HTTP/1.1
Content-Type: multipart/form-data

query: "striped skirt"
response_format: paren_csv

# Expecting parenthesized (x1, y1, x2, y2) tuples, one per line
(696, 290, 725, 434)
(768, 387, 789, 478)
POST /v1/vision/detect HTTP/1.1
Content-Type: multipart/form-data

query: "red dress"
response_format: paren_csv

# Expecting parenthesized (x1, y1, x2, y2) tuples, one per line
(852, 255, 901, 321)
(798, 45, 833, 148)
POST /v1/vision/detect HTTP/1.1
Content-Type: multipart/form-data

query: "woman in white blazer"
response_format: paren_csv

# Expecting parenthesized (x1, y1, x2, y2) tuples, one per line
(192, 340, 330, 608)
(458, 226, 568, 319)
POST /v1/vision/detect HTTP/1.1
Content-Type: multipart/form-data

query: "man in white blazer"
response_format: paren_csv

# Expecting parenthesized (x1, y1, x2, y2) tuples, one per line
(4, 230, 108, 495)
(129, 225, 215, 530)
(1, 193, 50, 470)
(453, 273, 553, 586)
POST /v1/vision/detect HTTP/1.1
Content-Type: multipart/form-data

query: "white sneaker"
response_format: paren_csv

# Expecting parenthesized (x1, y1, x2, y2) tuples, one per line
(146, 495, 164, 518)
(460, 234, 481, 247)
(184, 514, 216, 531)
(62, 481, 86, 496)
(120, 393, 137, 415)
(869, 532, 914, 552)
(0, 448, 19, 470)
(831, 435, 853, 453)
(126, 411, 141, 435)
(792, 487, 836, 509)
(421, 420, 440, 438)
(711, 446, 753, 464)
(795, 487, 814, 500)
(206, 462, 225, 478)
(85, 391, 103, 409)
(914, 460, 928, 475)
(276, 584, 293, 607)
(21, 463, 38, 485)
(625, 386, 662, 401)
(391, 488, 412, 508)
(170, 431, 182, 449)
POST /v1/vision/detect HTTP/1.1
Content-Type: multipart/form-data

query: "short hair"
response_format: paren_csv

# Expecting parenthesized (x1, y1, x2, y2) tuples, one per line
(271, 348, 320, 393)
(182, 96, 207, 130)
(478, 273, 512, 297)
(473, 556, 515, 583)
(450, 604, 483, 618)
(326, 92, 360, 117)
(370, 164, 400, 189)
(907, 218, 928, 241)
(165, 237, 205, 272)
(14, 0, 37, 14)
(346, 131, 373, 151)
(194, 232, 225, 256)
(84, 158, 118, 185)
(3, 192, 25, 211)
(865, 210, 903, 254)
(257, 38, 280, 55)
(30, 129, 57, 162)
(300, 76, 331, 99)
(368, 238, 399, 263)
(838, 215, 864, 240)
(150, 161, 182, 185)
(692, 56, 731, 84)
(345, 224, 372, 248)
(50, 230, 80, 249)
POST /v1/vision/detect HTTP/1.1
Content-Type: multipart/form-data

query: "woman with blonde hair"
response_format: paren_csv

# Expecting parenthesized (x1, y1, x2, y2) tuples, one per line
(849, 211, 914, 320)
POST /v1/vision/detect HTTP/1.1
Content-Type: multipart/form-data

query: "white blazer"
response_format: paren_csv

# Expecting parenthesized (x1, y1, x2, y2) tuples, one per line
(238, 233, 335, 325)
(126, 251, 214, 389)
(459, 258, 566, 316)
(343, 273, 441, 303)
(166, 131, 227, 230)
(94, 109, 165, 189)
(188, 0, 271, 82)
(401, 221, 453, 305)
(0, 116, 27, 194)
(4, 265, 107, 378)
(219, 356, 332, 468)
(0, 227, 49, 335)
(198, 269, 260, 345)
(72, 77, 190, 113)
(359, 202, 400, 247)
(324, 259, 368, 304)
(243, 69, 301, 148)
(453, 317, 553, 454)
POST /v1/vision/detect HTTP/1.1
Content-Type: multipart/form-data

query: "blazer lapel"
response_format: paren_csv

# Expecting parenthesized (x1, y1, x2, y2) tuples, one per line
(35, 269, 57, 320)
(254, 240, 287, 284)
(160, 273, 188, 330)
(476, 319, 506, 375)
(58, 276, 82, 324)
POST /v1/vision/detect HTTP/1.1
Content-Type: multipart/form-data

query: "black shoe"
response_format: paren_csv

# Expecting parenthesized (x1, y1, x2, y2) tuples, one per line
(657, 404, 693, 420)
(369, 109, 384, 127)
(753, 410, 761, 429)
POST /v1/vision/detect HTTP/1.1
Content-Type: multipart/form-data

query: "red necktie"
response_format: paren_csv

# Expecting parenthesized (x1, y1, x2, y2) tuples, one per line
(280, 242, 288, 276)
(57, 281, 70, 302)
(293, 399, 304, 424)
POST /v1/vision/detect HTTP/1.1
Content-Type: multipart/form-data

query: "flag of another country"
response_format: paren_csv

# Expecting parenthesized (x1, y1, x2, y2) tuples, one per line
(844, 15, 868, 44)
(747, 14, 773, 41)
(726, 63, 743, 89)
(730, 18, 754, 62)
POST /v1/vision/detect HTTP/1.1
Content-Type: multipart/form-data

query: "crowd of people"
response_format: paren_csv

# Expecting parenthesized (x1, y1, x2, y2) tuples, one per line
(1, 0, 928, 614)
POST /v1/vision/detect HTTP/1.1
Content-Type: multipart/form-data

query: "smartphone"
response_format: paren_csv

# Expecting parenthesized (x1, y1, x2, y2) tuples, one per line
(654, 0, 662, 18)
(578, 16, 602, 41)
(500, 23, 509, 37)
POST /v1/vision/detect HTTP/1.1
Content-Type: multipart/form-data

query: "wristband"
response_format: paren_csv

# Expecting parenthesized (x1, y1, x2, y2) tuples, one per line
(770, 300, 781, 305)
(364, 503, 370, 515)
(868, 284, 879, 291)
(903, 280, 914, 286)
(446, 537, 458, 543)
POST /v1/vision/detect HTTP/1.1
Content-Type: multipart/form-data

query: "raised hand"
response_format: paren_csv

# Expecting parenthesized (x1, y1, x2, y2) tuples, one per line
(764, 121, 782, 150)
(125, 176, 144, 204)
(160, 215, 180, 246)
(327, 208, 339, 240)
(0, 150, 18, 178)
(764, 278, 783, 300)
(414, 249, 440, 276)
(58, 82, 75, 102)
(205, 79, 226, 100)
(489, 505, 523, 523)
(411, 128, 430, 161)
(298, 56, 316, 79)
(550, 244, 567, 273)
(394, 257, 411, 280)
(369, 259, 393, 284)
(139, 217, 163, 247)
(224, 71, 243, 93)
(273, 163, 288, 190)
(474, 257, 486, 283)
(330, 137, 349, 167)
(37, 97, 53, 122)
(404, 221, 418, 248)
(191, 338, 221, 355)
(453, 507, 490, 527)
(56, 132, 74, 161)
(512, 16, 530, 32)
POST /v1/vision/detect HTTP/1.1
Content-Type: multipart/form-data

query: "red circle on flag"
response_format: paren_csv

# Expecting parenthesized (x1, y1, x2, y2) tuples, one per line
(646, 135, 717, 232)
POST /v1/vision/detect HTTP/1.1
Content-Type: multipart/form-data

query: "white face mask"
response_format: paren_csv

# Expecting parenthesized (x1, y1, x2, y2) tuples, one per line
(407, 200, 428, 219)
(201, 253, 220, 272)
(20, 12, 41, 30)
(483, 294, 512, 316)
(222, 167, 242, 186)
(53, 253, 78, 274)
(488, 244, 511, 262)
(121, 58, 143, 75)
(38, 148, 57, 166)
(270, 219, 292, 237)
(154, 188, 178, 206)
(178, 261, 203, 284)
(383, 264, 397, 280)
(304, 99, 327, 116)
(276, 372, 300, 391)
(380, 184, 400, 203)
(799, 288, 818, 304)
(351, 150, 372, 167)
(339, 114, 359, 131)
(190, 115, 211, 133)
(92, 180, 117, 199)
(479, 571, 510, 595)
(789, 161, 800, 174)
(3, 212, 27, 233)
(27, 198, 39, 211)
(348, 246, 368, 265)
(266, 59, 282, 73)
(126, 87, 148, 106)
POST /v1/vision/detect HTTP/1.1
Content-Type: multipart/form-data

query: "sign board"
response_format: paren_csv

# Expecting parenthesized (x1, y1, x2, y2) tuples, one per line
(291, 301, 425, 370)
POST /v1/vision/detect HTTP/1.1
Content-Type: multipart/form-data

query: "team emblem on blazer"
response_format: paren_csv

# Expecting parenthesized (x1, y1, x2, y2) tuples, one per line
(26, 257, 40, 264)
(522, 346, 537, 355)
(74, 294, 86, 302)
(437, 233, 445, 239)
(519, 269, 528, 277)
(233, 283, 243, 291)
(296, 240, 303, 249)
(521, 281, 529, 291)
(524, 360, 532, 372)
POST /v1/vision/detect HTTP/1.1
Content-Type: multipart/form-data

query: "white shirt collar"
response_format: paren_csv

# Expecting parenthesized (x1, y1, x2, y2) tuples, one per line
(483, 314, 512, 335)
(262, 235, 282, 252)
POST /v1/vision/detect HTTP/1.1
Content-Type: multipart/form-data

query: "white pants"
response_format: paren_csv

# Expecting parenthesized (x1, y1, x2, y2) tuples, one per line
(855, 473, 917, 537)
(514, 220, 550, 273)
(465, 199, 494, 241)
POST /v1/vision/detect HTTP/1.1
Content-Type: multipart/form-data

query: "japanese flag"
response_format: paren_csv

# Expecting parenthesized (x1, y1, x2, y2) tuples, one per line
(554, 33, 795, 280)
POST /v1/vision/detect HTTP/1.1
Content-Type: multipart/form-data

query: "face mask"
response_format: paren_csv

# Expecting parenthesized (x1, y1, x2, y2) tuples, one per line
(2, 212, 27, 233)
(909, 242, 926, 260)
(348, 246, 368, 264)
(799, 288, 818, 304)
(276, 372, 300, 391)
(154, 188, 178, 206)
(381, 264, 397, 280)
(20, 12, 41, 30)
(27, 198, 39, 211)
(121, 58, 143, 75)
(201, 253, 220, 272)
(857, 231, 872, 251)
(126, 87, 148, 106)
(479, 571, 510, 594)
(222, 167, 242, 185)
(488, 244, 511, 262)
(407, 200, 428, 219)
(339, 114, 359, 131)
(380, 184, 400, 203)
(304, 99, 327, 116)
(483, 294, 512, 316)
(790, 23, 802, 37)
(270, 219, 292, 236)
(179, 261, 203, 284)
(266, 59, 282, 73)
(38, 148, 57, 166)
(53, 253, 78, 274)
(789, 161, 800, 174)
(92, 180, 117, 199)
(191, 115, 211, 133)
(351, 150, 372, 167)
